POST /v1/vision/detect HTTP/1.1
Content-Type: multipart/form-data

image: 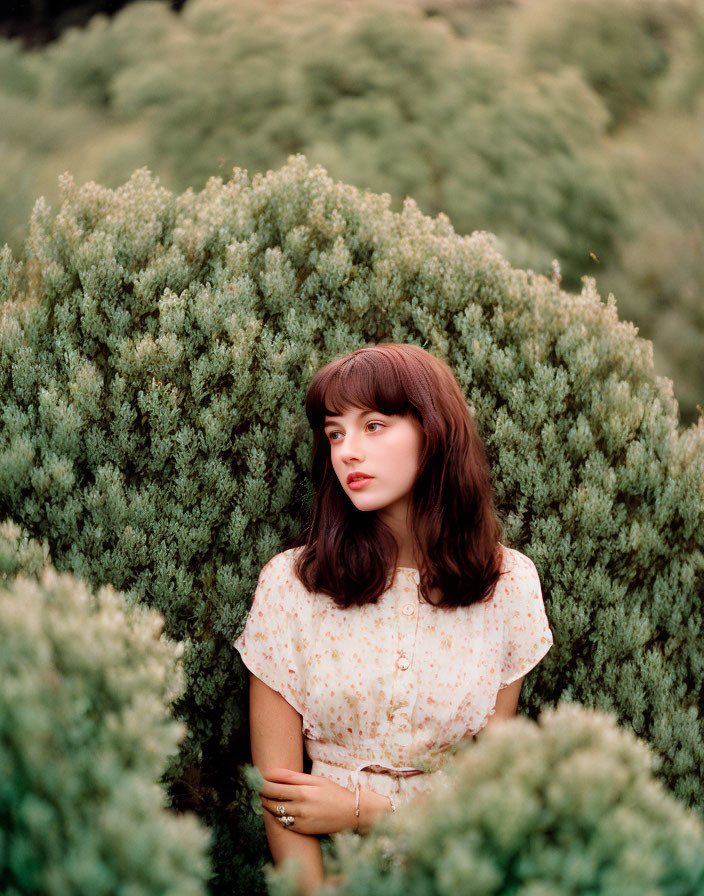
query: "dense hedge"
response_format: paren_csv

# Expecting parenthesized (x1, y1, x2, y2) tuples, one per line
(0, 519, 211, 895)
(271, 704, 704, 896)
(1, 157, 702, 891)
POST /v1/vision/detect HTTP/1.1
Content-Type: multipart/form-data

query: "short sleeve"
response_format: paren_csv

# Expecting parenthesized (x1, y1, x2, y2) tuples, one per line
(234, 552, 308, 717)
(499, 555, 553, 688)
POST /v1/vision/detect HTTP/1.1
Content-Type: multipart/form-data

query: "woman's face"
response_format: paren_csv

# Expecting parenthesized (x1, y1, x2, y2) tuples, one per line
(323, 406, 424, 522)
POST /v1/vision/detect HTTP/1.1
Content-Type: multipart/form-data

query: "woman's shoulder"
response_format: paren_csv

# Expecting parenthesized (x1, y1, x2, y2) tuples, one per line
(491, 544, 547, 626)
(259, 546, 304, 579)
(497, 543, 540, 584)
(256, 547, 310, 598)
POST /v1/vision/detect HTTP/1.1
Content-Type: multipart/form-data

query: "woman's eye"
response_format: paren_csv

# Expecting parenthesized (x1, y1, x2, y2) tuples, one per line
(326, 421, 384, 440)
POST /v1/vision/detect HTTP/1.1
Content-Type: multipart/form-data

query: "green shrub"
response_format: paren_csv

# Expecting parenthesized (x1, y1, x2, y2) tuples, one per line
(0, 156, 702, 891)
(272, 703, 704, 896)
(0, 0, 623, 287)
(0, 519, 211, 895)
(0, 516, 50, 580)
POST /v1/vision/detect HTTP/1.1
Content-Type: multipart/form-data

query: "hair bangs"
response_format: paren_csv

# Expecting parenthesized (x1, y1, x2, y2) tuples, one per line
(306, 351, 412, 429)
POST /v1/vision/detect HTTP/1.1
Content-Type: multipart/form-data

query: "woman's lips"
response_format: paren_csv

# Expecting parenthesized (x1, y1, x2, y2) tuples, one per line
(348, 476, 374, 490)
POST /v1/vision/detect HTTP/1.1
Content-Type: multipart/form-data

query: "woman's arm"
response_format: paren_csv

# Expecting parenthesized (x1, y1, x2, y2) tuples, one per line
(479, 675, 524, 734)
(249, 673, 325, 894)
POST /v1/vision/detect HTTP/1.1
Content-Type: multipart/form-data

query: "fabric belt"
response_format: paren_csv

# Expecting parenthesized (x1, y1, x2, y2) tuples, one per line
(311, 757, 425, 791)
(306, 738, 441, 791)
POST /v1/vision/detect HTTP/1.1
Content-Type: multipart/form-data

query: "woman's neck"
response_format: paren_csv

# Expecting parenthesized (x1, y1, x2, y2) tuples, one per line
(395, 543, 419, 568)
(377, 503, 419, 568)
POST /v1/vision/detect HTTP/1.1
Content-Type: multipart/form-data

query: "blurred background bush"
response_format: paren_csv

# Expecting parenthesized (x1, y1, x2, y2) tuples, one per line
(0, 519, 211, 895)
(0, 0, 702, 421)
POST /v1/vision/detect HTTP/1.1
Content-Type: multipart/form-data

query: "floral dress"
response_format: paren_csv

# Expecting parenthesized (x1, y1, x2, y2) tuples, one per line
(234, 544, 553, 806)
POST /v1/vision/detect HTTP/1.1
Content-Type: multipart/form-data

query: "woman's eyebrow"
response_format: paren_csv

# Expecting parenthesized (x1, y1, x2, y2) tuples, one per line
(324, 409, 379, 426)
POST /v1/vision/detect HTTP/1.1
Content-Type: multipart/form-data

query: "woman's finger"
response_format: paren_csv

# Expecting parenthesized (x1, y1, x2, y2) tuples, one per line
(261, 796, 295, 818)
(259, 780, 306, 800)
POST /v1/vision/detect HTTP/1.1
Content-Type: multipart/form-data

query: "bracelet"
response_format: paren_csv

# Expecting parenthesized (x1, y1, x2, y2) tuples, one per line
(354, 781, 361, 833)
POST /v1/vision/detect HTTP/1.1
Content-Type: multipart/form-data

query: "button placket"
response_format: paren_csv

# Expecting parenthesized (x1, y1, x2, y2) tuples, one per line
(388, 571, 422, 738)
(396, 571, 420, 673)
(388, 570, 422, 731)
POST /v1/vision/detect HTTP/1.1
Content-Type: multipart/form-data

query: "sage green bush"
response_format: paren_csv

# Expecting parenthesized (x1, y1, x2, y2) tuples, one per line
(0, 519, 211, 896)
(1, 157, 702, 891)
(270, 704, 704, 896)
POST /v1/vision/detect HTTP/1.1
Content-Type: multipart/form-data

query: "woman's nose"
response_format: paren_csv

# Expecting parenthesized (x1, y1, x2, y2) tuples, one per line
(339, 432, 365, 462)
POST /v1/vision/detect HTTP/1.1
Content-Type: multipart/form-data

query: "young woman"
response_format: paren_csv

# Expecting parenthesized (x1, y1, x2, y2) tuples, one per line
(235, 343, 553, 893)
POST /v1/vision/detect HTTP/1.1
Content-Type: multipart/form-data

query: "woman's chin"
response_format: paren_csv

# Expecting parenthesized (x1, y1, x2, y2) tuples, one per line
(347, 493, 385, 513)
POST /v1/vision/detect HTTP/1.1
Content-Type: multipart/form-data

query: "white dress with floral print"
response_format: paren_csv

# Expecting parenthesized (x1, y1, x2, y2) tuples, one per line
(235, 544, 553, 805)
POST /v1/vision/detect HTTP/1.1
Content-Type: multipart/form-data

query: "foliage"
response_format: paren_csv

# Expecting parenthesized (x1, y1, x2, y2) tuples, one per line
(0, 515, 50, 580)
(0, 518, 211, 895)
(507, 0, 672, 128)
(2, 0, 704, 416)
(271, 704, 704, 896)
(502, 0, 704, 417)
(1, 156, 702, 890)
(1, 0, 623, 286)
(597, 111, 704, 418)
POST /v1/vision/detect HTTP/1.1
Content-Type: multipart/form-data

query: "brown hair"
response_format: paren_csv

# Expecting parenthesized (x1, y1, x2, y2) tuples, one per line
(292, 343, 503, 608)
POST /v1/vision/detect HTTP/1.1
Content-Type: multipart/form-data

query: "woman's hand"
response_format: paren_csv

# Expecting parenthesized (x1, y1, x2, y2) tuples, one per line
(259, 767, 358, 836)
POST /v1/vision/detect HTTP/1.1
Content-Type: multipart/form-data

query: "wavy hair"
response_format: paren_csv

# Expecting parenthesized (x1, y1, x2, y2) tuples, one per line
(292, 343, 503, 608)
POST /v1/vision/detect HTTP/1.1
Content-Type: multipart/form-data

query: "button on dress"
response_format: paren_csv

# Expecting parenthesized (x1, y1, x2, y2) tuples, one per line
(235, 544, 553, 806)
